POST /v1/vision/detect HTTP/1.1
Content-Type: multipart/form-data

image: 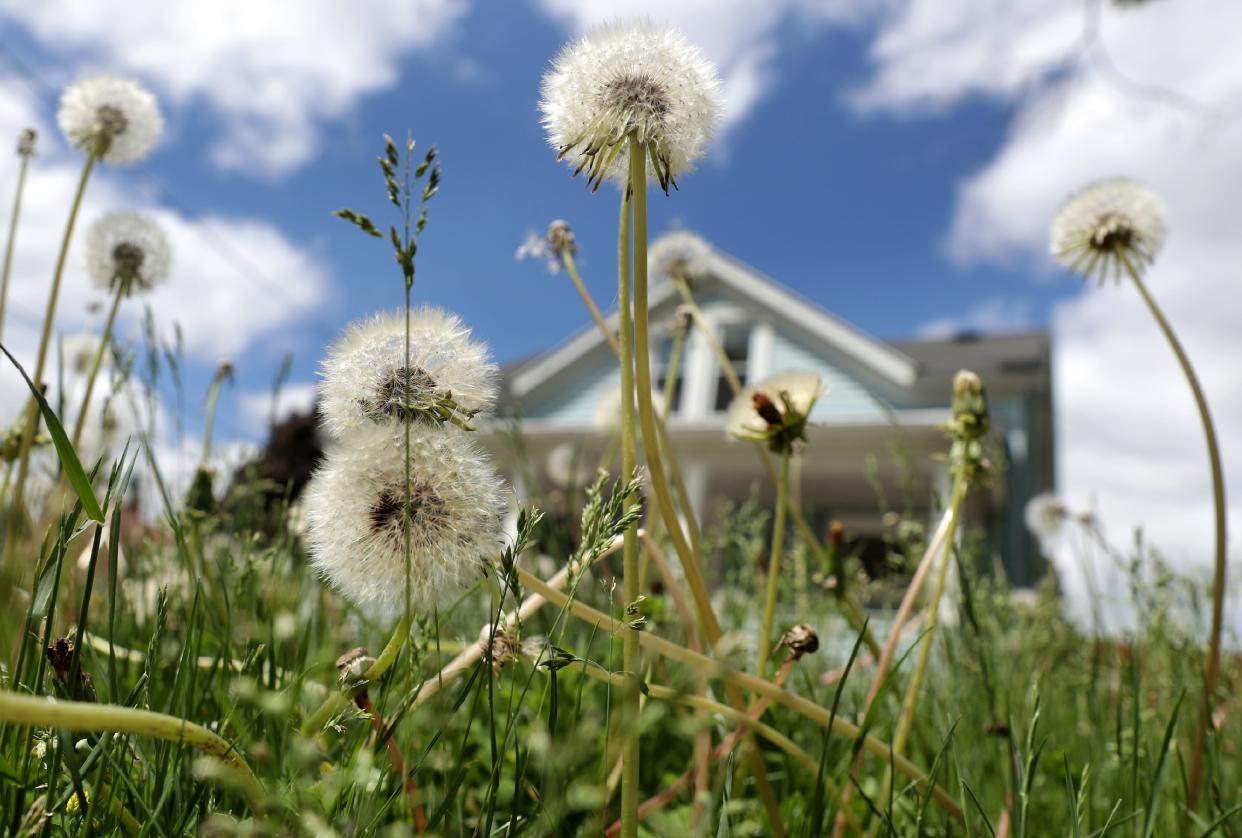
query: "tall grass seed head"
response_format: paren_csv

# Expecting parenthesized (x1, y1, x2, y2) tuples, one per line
(303, 424, 506, 617)
(726, 370, 825, 453)
(85, 211, 171, 295)
(318, 308, 497, 439)
(58, 74, 163, 164)
(540, 22, 722, 192)
(1051, 177, 1166, 282)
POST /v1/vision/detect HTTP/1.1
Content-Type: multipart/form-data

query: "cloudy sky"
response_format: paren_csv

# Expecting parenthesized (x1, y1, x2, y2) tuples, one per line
(0, 0, 1238, 605)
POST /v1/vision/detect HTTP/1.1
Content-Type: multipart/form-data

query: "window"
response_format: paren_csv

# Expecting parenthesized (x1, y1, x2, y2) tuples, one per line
(712, 324, 750, 411)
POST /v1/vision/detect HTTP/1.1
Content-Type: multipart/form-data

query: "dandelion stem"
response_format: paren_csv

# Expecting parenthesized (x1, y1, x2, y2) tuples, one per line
(562, 248, 620, 355)
(3, 152, 97, 572)
(616, 162, 641, 838)
(626, 136, 720, 647)
(756, 449, 790, 678)
(0, 691, 263, 807)
(71, 284, 124, 450)
(672, 277, 881, 657)
(893, 474, 968, 755)
(0, 150, 31, 344)
(1119, 249, 1227, 810)
(515, 566, 965, 822)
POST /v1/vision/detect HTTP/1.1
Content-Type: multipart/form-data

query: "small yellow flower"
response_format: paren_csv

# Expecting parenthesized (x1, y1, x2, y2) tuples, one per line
(65, 787, 89, 814)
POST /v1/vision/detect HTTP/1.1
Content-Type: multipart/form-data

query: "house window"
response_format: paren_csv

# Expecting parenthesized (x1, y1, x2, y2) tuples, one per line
(713, 324, 750, 411)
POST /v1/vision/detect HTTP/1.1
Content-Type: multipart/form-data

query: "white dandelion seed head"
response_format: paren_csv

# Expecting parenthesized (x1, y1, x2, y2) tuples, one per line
(57, 74, 163, 165)
(593, 383, 663, 432)
(540, 22, 722, 191)
(303, 424, 507, 617)
(649, 230, 713, 284)
(85, 212, 171, 295)
(1024, 492, 1068, 543)
(726, 370, 825, 441)
(1050, 177, 1166, 282)
(318, 308, 498, 440)
(62, 333, 103, 376)
(545, 441, 590, 489)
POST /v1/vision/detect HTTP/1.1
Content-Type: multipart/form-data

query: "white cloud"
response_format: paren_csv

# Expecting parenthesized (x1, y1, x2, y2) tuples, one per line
(239, 381, 317, 431)
(854, 0, 1242, 624)
(532, 0, 875, 135)
(916, 295, 1032, 339)
(0, 0, 469, 176)
(0, 75, 331, 516)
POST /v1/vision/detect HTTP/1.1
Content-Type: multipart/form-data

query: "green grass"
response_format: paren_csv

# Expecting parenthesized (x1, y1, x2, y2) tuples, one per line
(1, 441, 1239, 836)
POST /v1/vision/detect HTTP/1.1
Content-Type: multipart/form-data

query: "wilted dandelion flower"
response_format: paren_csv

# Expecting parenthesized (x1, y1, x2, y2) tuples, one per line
(17, 127, 36, 157)
(726, 371, 825, 452)
(540, 22, 722, 192)
(1050, 178, 1166, 282)
(85, 212, 171, 294)
(58, 74, 163, 164)
(1024, 492, 1067, 543)
(303, 425, 506, 616)
(318, 308, 497, 439)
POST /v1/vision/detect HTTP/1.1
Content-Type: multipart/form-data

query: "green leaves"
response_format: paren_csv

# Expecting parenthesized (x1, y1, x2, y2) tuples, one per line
(0, 343, 104, 523)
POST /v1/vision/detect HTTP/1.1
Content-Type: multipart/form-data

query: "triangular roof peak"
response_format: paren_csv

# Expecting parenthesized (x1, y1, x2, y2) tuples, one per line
(509, 230, 920, 398)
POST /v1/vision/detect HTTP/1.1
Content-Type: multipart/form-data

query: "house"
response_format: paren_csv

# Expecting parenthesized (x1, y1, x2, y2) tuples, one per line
(490, 231, 1053, 587)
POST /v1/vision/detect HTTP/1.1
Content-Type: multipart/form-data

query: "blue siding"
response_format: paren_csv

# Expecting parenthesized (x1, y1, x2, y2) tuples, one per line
(767, 331, 892, 421)
(521, 356, 618, 423)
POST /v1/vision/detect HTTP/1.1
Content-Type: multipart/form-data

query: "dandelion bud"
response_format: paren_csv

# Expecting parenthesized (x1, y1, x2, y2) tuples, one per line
(479, 624, 519, 675)
(16, 128, 36, 157)
(85, 212, 171, 296)
(319, 309, 497, 439)
(669, 305, 694, 338)
(546, 219, 575, 254)
(58, 73, 162, 164)
(1050, 178, 1165, 282)
(335, 647, 376, 687)
(827, 520, 846, 549)
(540, 23, 722, 192)
(780, 624, 820, 659)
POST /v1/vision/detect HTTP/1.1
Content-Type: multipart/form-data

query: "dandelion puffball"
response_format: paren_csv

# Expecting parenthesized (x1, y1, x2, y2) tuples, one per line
(1050, 178, 1166, 282)
(540, 22, 722, 191)
(303, 424, 506, 616)
(726, 371, 825, 439)
(58, 74, 163, 165)
(1024, 492, 1067, 544)
(318, 308, 498, 439)
(85, 212, 171, 295)
(649, 230, 713, 283)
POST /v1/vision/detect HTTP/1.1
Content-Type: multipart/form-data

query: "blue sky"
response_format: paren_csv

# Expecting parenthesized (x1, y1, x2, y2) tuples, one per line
(1, 0, 1239, 585)
(4, 1, 1053, 421)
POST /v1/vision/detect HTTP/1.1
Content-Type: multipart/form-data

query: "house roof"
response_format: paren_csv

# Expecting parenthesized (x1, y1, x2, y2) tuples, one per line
(496, 231, 1050, 411)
